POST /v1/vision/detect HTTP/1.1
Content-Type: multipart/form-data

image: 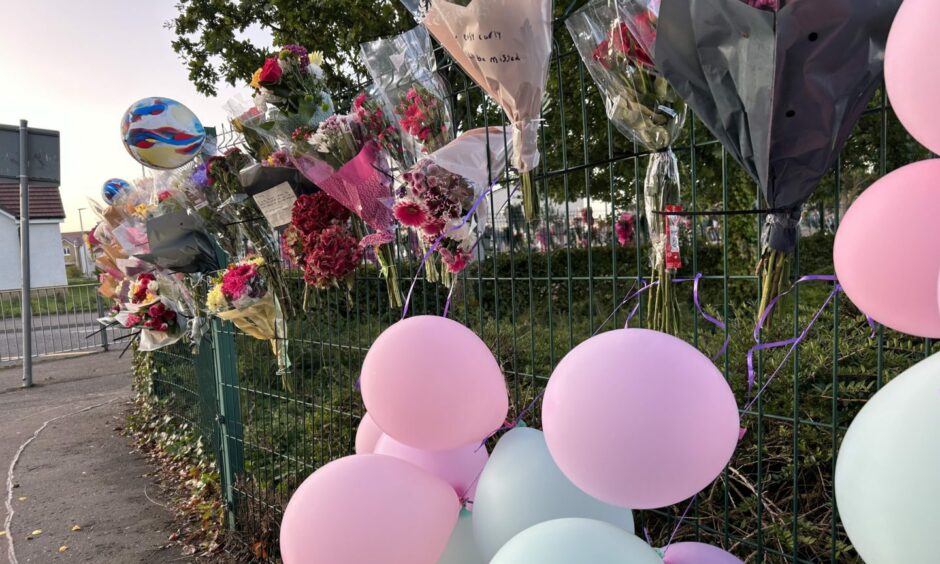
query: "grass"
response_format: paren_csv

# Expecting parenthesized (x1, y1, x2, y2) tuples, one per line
(0, 282, 100, 318)
(144, 229, 935, 562)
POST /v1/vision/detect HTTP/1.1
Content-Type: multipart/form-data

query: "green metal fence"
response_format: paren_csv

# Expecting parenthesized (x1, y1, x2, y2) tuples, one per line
(149, 4, 933, 562)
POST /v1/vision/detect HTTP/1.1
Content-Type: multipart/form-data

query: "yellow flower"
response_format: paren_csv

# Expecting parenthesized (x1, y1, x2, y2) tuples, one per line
(309, 51, 324, 67)
(247, 256, 265, 267)
(206, 284, 227, 312)
(133, 204, 150, 218)
(250, 68, 263, 89)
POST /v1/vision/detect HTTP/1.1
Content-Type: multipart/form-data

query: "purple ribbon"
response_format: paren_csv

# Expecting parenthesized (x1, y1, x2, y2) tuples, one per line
(675, 273, 731, 361)
(618, 274, 730, 361)
(745, 275, 840, 399)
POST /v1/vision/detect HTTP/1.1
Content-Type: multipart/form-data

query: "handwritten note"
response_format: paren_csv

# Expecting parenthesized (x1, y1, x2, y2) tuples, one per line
(252, 182, 296, 228)
(458, 28, 522, 65)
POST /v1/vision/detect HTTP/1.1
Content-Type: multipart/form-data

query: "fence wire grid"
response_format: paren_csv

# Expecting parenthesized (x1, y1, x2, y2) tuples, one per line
(148, 3, 933, 562)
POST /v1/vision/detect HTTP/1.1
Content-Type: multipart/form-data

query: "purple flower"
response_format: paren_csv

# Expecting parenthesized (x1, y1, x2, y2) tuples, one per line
(281, 44, 308, 60)
(192, 162, 209, 187)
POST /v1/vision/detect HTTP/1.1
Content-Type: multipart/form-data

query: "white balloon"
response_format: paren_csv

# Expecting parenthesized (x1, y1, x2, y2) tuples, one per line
(491, 518, 662, 564)
(471, 428, 634, 560)
(438, 509, 485, 564)
(836, 352, 940, 563)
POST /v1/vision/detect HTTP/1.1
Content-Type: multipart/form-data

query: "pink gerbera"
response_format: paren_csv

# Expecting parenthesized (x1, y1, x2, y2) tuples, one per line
(393, 201, 429, 227)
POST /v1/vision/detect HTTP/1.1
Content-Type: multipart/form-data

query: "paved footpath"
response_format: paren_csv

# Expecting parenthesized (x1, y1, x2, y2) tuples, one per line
(0, 352, 190, 563)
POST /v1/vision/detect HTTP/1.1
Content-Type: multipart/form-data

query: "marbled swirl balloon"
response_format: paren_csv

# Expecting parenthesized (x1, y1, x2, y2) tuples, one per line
(121, 97, 206, 169)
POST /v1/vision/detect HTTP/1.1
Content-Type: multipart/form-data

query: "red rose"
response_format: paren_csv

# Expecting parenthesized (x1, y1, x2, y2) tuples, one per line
(258, 58, 283, 84)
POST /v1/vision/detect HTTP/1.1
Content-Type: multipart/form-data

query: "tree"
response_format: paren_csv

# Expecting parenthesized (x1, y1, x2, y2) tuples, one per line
(167, 0, 415, 96)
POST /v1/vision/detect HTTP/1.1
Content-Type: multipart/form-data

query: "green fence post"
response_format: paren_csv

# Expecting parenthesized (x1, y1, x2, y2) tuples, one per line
(211, 319, 245, 529)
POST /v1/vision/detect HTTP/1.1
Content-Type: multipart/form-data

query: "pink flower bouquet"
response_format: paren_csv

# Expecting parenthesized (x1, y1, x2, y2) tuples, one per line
(105, 272, 188, 352)
(290, 114, 402, 306)
(393, 127, 511, 281)
(360, 26, 453, 166)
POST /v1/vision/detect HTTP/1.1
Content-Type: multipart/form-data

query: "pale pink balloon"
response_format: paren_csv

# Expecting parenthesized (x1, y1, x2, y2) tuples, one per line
(834, 160, 940, 338)
(355, 413, 382, 455)
(280, 454, 460, 564)
(374, 434, 488, 502)
(662, 542, 744, 564)
(360, 316, 509, 451)
(886, 0, 940, 154)
(542, 329, 739, 510)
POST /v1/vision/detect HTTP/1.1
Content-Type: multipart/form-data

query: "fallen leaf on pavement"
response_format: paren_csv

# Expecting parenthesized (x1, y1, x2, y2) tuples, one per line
(59, 545, 68, 553)
(17, 497, 26, 502)
(70, 525, 82, 532)
(168, 532, 179, 541)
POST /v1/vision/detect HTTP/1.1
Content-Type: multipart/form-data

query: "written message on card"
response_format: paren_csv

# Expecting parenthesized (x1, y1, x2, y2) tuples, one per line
(252, 182, 296, 228)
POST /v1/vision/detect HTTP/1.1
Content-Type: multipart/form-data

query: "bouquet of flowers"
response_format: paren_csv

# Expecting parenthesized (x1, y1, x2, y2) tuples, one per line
(284, 192, 363, 292)
(353, 92, 407, 166)
(249, 45, 334, 139)
(654, 0, 900, 321)
(205, 148, 295, 317)
(393, 127, 511, 283)
(290, 112, 402, 307)
(412, 0, 553, 223)
(107, 272, 187, 352)
(207, 256, 278, 337)
(568, 0, 688, 334)
(360, 26, 453, 166)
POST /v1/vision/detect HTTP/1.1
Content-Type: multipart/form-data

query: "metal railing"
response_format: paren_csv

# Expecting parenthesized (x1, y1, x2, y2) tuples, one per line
(0, 282, 127, 363)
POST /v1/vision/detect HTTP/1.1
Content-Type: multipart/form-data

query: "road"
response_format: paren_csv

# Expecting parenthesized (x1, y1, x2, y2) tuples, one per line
(0, 313, 130, 363)
(0, 351, 190, 563)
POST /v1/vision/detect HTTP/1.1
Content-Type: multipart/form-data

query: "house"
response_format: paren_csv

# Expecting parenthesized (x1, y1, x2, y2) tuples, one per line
(61, 231, 94, 278)
(0, 184, 68, 291)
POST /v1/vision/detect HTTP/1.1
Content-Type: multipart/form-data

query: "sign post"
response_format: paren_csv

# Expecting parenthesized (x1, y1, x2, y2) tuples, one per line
(1, 122, 61, 388)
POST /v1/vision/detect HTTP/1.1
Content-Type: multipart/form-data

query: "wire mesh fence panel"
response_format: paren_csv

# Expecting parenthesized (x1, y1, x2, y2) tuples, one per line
(144, 5, 934, 563)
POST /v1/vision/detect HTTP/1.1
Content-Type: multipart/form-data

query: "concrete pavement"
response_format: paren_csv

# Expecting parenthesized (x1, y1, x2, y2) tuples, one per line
(0, 351, 189, 563)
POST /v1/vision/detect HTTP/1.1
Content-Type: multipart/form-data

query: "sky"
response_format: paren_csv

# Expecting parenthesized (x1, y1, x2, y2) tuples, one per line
(0, 0, 271, 233)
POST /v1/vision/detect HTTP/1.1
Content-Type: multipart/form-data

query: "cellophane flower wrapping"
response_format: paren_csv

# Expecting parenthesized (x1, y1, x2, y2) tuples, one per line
(394, 127, 511, 279)
(360, 26, 454, 166)
(246, 46, 335, 145)
(417, 0, 553, 222)
(205, 148, 296, 318)
(290, 113, 403, 306)
(568, 0, 687, 333)
(654, 0, 900, 320)
(105, 271, 189, 352)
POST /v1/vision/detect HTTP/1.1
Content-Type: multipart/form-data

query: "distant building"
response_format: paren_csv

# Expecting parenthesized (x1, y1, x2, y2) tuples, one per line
(61, 230, 94, 278)
(0, 184, 68, 290)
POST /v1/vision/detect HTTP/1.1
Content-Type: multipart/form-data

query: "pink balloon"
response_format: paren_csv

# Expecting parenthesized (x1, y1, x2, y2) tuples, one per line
(542, 329, 739, 510)
(374, 434, 488, 502)
(886, 0, 940, 154)
(834, 160, 940, 338)
(662, 542, 743, 564)
(360, 316, 509, 451)
(280, 454, 460, 564)
(355, 413, 383, 455)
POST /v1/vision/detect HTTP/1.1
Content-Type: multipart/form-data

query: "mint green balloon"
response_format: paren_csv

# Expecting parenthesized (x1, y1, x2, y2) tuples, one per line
(836, 352, 940, 563)
(438, 509, 485, 564)
(472, 428, 634, 560)
(491, 518, 662, 564)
